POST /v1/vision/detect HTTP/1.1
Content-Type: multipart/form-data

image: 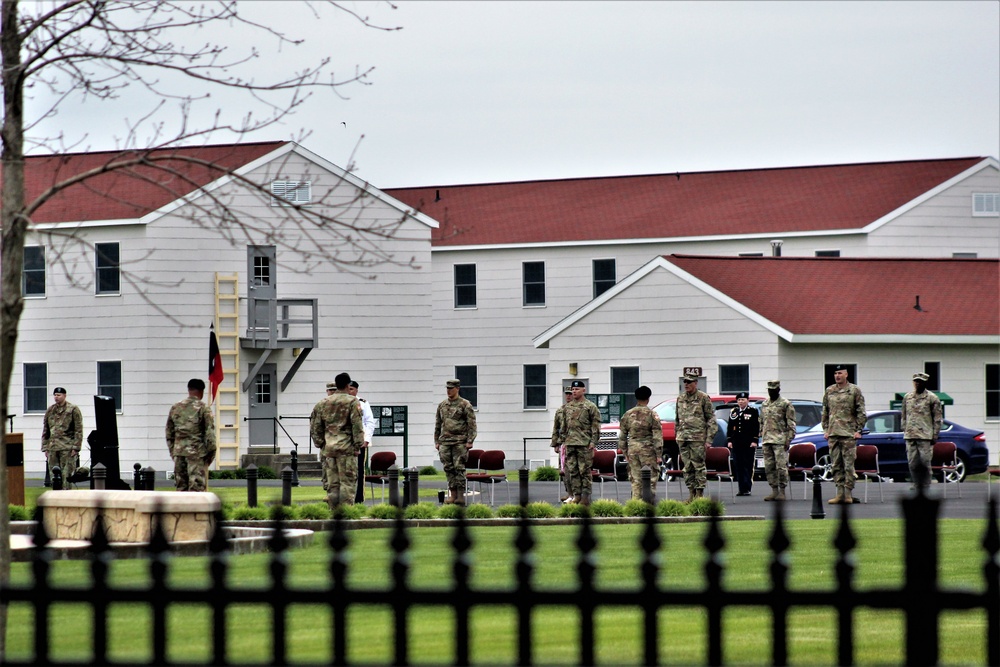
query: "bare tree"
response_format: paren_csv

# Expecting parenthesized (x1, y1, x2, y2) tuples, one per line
(0, 0, 402, 655)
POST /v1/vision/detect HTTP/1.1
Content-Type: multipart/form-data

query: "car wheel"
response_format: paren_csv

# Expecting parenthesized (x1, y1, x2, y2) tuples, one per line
(944, 453, 967, 484)
(816, 453, 833, 482)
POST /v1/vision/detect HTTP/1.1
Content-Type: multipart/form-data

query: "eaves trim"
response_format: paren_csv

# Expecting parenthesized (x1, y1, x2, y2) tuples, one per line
(788, 334, 1000, 344)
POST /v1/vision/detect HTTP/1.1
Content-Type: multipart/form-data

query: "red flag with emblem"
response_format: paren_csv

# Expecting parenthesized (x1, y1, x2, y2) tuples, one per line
(209, 324, 224, 405)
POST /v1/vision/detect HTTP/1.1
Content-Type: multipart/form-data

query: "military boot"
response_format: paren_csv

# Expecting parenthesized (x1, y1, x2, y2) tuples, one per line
(444, 488, 456, 505)
(764, 486, 778, 501)
(455, 488, 467, 506)
(828, 487, 845, 504)
(579, 493, 591, 507)
(695, 488, 704, 499)
(775, 486, 786, 501)
(686, 489, 696, 503)
(842, 488, 854, 505)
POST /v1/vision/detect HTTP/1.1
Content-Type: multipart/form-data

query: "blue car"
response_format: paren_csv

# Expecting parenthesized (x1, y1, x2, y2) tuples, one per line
(791, 410, 988, 482)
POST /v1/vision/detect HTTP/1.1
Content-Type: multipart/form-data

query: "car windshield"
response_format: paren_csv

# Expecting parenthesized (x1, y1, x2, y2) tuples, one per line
(653, 401, 677, 421)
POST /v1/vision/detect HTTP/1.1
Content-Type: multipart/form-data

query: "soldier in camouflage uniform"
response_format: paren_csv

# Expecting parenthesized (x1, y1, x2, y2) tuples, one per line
(166, 379, 217, 492)
(901, 372, 942, 492)
(310, 372, 365, 509)
(435, 378, 477, 506)
(618, 385, 663, 501)
(759, 380, 796, 501)
(674, 373, 718, 501)
(550, 387, 573, 502)
(561, 380, 600, 505)
(41, 387, 83, 489)
(821, 365, 867, 505)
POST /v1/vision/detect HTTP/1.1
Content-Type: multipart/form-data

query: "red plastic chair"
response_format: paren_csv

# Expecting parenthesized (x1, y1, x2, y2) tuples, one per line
(854, 444, 883, 503)
(364, 451, 397, 504)
(786, 443, 817, 500)
(591, 449, 620, 501)
(465, 450, 510, 506)
(930, 441, 961, 498)
(705, 446, 736, 503)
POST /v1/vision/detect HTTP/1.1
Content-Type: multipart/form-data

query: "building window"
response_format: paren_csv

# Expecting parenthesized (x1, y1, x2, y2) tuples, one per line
(97, 361, 123, 412)
(524, 364, 546, 409)
(972, 193, 1000, 216)
(252, 255, 271, 287)
(23, 246, 45, 297)
(522, 261, 545, 306)
(611, 366, 640, 411)
(593, 258, 616, 298)
(454, 264, 476, 308)
(923, 362, 941, 392)
(738, 252, 764, 257)
(95, 242, 120, 294)
(23, 363, 47, 413)
(987, 364, 999, 420)
(953, 252, 978, 259)
(719, 364, 750, 394)
(815, 250, 841, 257)
(455, 366, 478, 408)
(255, 373, 272, 405)
(270, 180, 312, 206)
(824, 363, 858, 389)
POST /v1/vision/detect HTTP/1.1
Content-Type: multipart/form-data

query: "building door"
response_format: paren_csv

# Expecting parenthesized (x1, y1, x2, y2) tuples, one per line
(247, 245, 276, 331)
(248, 363, 278, 448)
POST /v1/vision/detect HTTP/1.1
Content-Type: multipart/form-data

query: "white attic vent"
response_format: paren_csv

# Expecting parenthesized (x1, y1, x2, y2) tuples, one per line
(270, 180, 312, 206)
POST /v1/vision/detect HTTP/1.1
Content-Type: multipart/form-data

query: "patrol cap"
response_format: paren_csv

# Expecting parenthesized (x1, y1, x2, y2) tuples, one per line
(735, 391, 749, 399)
(563, 387, 572, 394)
(570, 380, 586, 388)
(766, 380, 781, 389)
(53, 387, 67, 395)
(682, 373, 698, 383)
(913, 372, 930, 382)
(326, 382, 336, 391)
(446, 379, 461, 388)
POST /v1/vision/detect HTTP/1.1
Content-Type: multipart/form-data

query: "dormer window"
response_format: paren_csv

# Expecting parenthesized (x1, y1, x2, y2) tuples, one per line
(270, 180, 312, 206)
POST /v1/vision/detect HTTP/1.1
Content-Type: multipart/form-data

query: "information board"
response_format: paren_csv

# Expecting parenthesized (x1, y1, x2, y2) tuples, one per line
(585, 393, 629, 424)
(371, 405, 408, 436)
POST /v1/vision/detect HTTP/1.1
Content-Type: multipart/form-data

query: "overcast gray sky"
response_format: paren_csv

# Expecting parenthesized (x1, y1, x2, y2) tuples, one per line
(35, 1, 1000, 190)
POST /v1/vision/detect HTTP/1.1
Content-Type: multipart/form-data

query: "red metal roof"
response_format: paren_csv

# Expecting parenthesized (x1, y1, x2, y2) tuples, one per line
(384, 158, 985, 247)
(664, 255, 1000, 336)
(12, 142, 286, 224)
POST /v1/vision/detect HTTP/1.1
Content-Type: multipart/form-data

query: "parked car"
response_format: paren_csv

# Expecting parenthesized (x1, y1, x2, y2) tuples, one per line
(744, 399, 824, 479)
(789, 410, 988, 482)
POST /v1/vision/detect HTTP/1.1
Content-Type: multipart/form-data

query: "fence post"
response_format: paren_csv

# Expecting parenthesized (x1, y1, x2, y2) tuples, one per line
(92, 463, 107, 490)
(406, 468, 419, 506)
(388, 465, 400, 507)
(289, 448, 299, 487)
(246, 464, 258, 508)
(519, 466, 530, 507)
(810, 465, 826, 519)
(902, 489, 941, 666)
(281, 466, 293, 506)
(51, 465, 63, 491)
(641, 466, 652, 504)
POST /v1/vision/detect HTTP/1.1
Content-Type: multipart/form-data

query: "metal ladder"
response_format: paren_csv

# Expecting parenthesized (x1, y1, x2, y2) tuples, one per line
(214, 273, 242, 469)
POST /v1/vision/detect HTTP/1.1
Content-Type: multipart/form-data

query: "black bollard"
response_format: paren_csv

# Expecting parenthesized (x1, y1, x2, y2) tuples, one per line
(388, 465, 400, 507)
(290, 448, 300, 487)
(134, 462, 143, 490)
(641, 465, 653, 505)
(519, 466, 530, 507)
(92, 463, 107, 490)
(144, 467, 156, 490)
(281, 466, 293, 506)
(246, 464, 258, 508)
(406, 467, 420, 506)
(51, 465, 63, 491)
(810, 465, 826, 519)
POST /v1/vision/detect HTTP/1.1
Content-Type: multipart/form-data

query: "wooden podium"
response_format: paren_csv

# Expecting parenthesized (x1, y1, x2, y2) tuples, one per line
(4, 433, 25, 506)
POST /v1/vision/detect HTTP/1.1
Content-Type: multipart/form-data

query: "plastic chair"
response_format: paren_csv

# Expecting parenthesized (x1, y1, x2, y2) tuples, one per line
(465, 450, 510, 506)
(661, 442, 686, 500)
(704, 446, 736, 503)
(786, 443, 817, 500)
(854, 444, 883, 503)
(466, 448, 484, 474)
(591, 449, 620, 501)
(364, 451, 397, 503)
(930, 441, 961, 498)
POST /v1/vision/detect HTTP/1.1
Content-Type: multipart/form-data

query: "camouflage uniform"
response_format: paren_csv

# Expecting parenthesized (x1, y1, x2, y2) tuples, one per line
(562, 399, 601, 499)
(550, 404, 571, 497)
(821, 383, 866, 495)
(901, 389, 942, 490)
(675, 389, 718, 496)
(166, 396, 216, 492)
(618, 405, 663, 500)
(310, 391, 364, 508)
(759, 396, 796, 491)
(435, 395, 477, 496)
(41, 400, 83, 489)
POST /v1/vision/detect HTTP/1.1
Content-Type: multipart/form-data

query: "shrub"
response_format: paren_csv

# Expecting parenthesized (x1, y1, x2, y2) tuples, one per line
(559, 503, 591, 518)
(464, 503, 494, 519)
(623, 499, 655, 517)
(437, 504, 465, 520)
(367, 504, 402, 520)
(257, 465, 278, 480)
(525, 502, 557, 519)
(209, 469, 237, 480)
(219, 501, 235, 520)
(231, 505, 269, 521)
(496, 504, 526, 519)
(418, 465, 438, 476)
(298, 503, 331, 520)
(531, 465, 560, 482)
(278, 505, 299, 520)
(8, 505, 29, 522)
(656, 499, 690, 517)
(332, 504, 366, 521)
(590, 499, 624, 517)
(688, 497, 725, 516)
(403, 502, 438, 520)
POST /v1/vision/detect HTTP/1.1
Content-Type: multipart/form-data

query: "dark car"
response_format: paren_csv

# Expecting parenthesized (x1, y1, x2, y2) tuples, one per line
(790, 410, 988, 482)
(735, 399, 823, 479)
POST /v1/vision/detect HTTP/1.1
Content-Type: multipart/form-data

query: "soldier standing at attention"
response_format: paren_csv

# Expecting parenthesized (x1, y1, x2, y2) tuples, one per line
(759, 380, 796, 501)
(42, 387, 83, 489)
(166, 379, 216, 492)
(675, 373, 718, 501)
(310, 372, 364, 509)
(618, 385, 663, 501)
(550, 386, 573, 502)
(726, 391, 760, 496)
(901, 371, 942, 492)
(562, 380, 601, 506)
(435, 378, 477, 506)
(821, 365, 866, 505)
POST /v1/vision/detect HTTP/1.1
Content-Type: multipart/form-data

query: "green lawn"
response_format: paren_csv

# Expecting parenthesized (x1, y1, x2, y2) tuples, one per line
(3, 519, 992, 664)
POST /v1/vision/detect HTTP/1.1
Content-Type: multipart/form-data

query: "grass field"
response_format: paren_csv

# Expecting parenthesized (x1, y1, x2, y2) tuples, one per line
(3, 518, 993, 664)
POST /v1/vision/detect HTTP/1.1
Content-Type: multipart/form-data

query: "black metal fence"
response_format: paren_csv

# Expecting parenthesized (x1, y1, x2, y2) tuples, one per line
(2, 494, 998, 666)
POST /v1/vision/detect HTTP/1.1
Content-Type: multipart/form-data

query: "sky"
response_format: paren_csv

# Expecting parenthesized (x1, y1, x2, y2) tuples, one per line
(29, 1, 1000, 190)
